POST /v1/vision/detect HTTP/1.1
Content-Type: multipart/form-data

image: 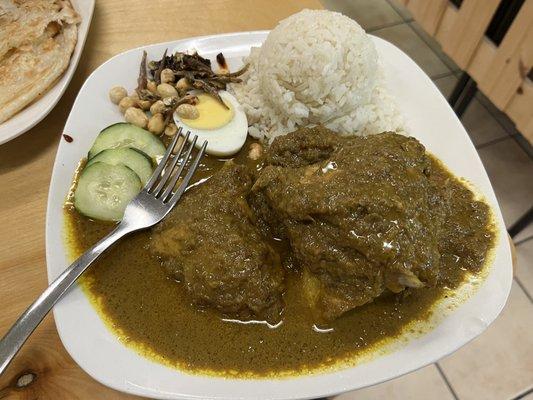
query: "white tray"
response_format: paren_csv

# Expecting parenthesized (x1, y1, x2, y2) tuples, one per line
(45, 31, 513, 400)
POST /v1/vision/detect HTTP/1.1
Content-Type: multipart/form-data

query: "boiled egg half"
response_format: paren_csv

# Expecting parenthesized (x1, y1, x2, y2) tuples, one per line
(173, 90, 248, 156)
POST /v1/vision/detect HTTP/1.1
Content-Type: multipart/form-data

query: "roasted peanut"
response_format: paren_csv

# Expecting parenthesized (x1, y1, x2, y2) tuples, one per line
(176, 104, 199, 119)
(147, 80, 157, 93)
(150, 100, 166, 115)
(137, 99, 152, 111)
(157, 83, 178, 99)
(160, 68, 175, 84)
(175, 77, 190, 92)
(147, 113, 165, 135)
(248, 143, 263, 160)
(109, 86, 127, 104)
(124, 107, 148, 128)
(118, 96, 136, 114)
(164, 122, 178, 137)
(162, 96, 178, 107)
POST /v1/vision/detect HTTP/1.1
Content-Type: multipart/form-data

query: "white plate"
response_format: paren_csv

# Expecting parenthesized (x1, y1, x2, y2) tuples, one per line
(0, 0, 95, 145)
(46, 31, 513, 400)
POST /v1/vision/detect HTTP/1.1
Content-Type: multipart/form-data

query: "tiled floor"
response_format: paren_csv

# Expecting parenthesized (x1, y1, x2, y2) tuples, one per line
(320, 0, 533, 399)
(372, 23, 451, 78)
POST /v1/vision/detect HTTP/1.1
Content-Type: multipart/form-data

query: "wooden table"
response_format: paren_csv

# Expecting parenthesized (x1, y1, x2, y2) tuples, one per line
(0, 1, 321, 398)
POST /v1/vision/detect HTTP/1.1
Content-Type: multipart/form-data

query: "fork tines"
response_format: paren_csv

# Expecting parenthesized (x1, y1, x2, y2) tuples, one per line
(145, 129, 207, 204)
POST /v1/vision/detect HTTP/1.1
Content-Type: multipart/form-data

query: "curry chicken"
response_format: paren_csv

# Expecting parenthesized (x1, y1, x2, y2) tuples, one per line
(66, 127, 495, 376)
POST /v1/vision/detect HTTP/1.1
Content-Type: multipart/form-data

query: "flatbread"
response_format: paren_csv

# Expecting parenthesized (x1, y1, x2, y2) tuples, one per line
(0, 0, 81, 123)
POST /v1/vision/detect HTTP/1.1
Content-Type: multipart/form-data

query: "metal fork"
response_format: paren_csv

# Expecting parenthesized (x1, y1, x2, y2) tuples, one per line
(0, 130, 207, 375)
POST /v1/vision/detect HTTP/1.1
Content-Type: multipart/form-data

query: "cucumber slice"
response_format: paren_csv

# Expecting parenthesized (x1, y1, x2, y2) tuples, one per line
(88, 123, 166, 162)
(74, 162, 141, 221)
(86, 148, 153, 185)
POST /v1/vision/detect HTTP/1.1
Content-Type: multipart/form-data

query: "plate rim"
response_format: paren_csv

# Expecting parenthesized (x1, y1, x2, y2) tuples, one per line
(45, 30, 513, 400)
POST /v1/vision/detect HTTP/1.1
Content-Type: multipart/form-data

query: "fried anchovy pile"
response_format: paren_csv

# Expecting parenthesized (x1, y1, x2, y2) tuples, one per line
(134, 50, 199, 124)
(148, 51, 248, 107)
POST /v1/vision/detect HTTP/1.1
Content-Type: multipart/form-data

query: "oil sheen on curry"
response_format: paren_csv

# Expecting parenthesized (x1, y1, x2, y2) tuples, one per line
(65, 127, 496, 377)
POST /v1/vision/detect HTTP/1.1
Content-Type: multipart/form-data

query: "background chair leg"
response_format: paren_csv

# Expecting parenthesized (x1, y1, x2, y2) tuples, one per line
(448, 72, 477, 118)
(509, 206, 533, 238)
(448, 72, 470, 106)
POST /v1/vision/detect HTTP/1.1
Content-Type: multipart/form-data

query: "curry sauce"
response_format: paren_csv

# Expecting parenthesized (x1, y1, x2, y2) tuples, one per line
(64, 136, 496, 377)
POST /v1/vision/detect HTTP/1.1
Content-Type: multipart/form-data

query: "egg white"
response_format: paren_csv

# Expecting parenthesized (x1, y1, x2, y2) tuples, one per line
(173, 90, 248, 157)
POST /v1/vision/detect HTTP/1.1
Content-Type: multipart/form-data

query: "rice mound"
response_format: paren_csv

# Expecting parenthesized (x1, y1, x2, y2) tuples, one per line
(229, 9, 403, 142)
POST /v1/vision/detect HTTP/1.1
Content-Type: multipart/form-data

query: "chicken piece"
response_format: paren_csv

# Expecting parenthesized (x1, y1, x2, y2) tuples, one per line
(151, 162, 284, 323)
(251, 128, 444, 322)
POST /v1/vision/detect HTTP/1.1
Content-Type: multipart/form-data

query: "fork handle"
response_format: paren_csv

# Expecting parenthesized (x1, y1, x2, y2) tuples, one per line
(0, 222, 134, 376)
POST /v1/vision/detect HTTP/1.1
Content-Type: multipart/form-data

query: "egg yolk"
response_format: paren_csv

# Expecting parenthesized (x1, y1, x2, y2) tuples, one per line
(181, 93, 234, 130)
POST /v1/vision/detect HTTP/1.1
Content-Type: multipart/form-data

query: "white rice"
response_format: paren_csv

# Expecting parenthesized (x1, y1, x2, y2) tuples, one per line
(229, 9, 403, 142)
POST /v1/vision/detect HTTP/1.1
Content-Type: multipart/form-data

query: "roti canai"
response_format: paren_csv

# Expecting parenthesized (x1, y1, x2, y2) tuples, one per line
(0, 0, 81, 124)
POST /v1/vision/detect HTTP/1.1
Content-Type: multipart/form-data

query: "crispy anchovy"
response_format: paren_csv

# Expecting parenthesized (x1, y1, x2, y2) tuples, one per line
(163, 94, 199, 126)
(177, 70, 211, 79)
(136, 50, 148, 92)
(184, 56, 212, 73)
(147, 50, 245, 107)
(207, 79, 226, 90)
(223, 63, 249, 77)
(216, 52, 229, 73)
(154, 49, 168, 85)
(209, 75, 242, 84)
(189, 52, 211, 68)
(184, 71, 195, 83)
(192, 79, 227, 108)
(163, 109, 173, 127)
(138, 89, 160, 102)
